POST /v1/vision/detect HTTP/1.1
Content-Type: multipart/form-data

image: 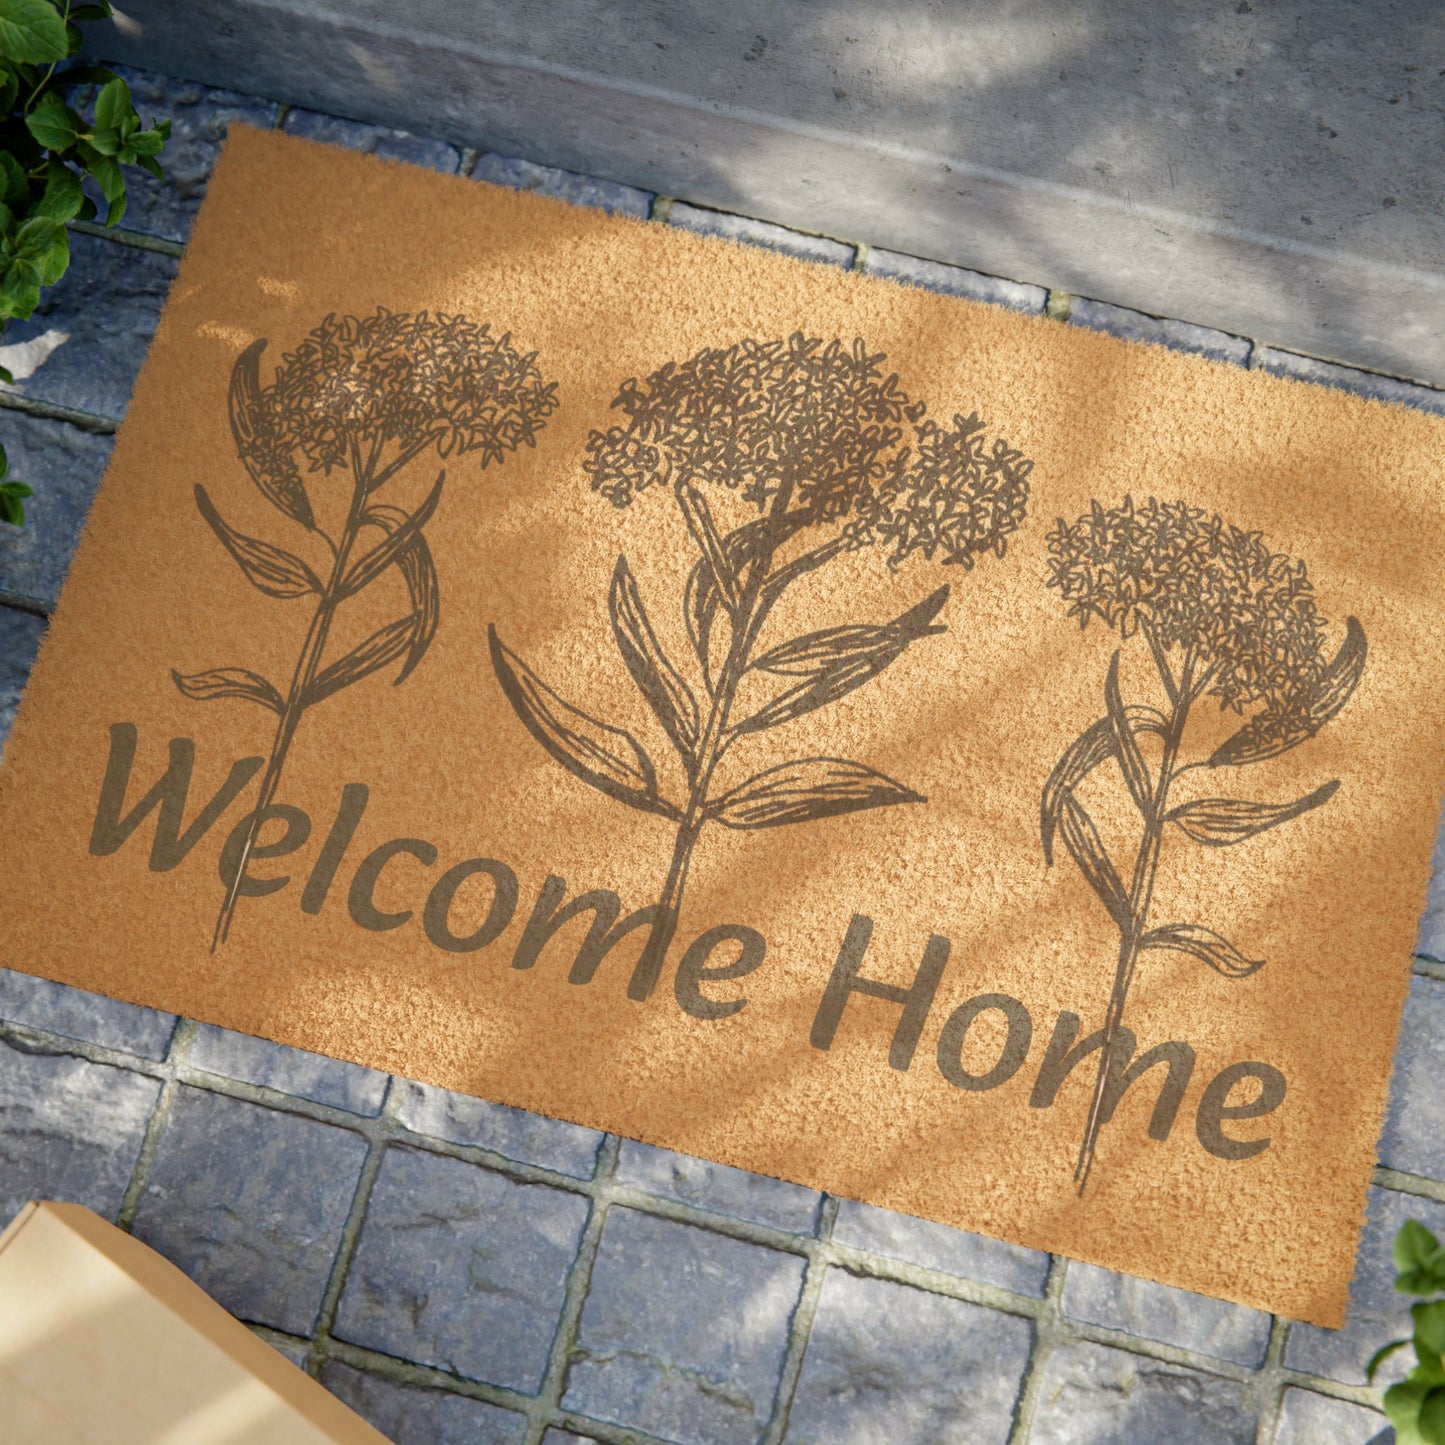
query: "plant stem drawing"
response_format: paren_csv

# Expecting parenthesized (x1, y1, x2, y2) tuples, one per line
(491, 333, 1032, 995)
(1041, 495, 1367, 1192)
(176, 308, 559, 948)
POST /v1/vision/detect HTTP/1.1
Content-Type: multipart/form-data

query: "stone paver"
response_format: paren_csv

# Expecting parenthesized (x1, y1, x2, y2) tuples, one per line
(391, 1079, 602, 1177)
(667, 202, 854, 267)
(1257, 346, 1445, 415)
(614, 1140, 819, 1233)
(1378, 974, 1445, 1181)
(1068, 297, 1251, 365)
(0, 231, 177, 420)
(1060, 1261, 1272, 1367)
(283, 109, 461, 172)
(861, 246, 1047, 312)
(129, 1085, 368, 1335)
(0, 1035, 160, 1225)
(1028, 1340, 1257, 1445)
(1286, 1184, 1445, 1387)
(0, 968, 175, 1060)
(786, 1269, 1031, 1445)
(0, 57, 1444, 1445)
(90, 65, 279, 243)
(564, 1207, 805, 1445)
(319, 1361, 527, 1445)
(0, 413, 112, 612)
(1271, 1387, 1390, 1445)
(831, 1196, 1049, 1297)
(1421, 814, 1445, 960)
(472, 153, 652, 217)
(188, 1024, 388, 1116)
(0, 606, 42, 748)
(335, 1144, 589, 1393)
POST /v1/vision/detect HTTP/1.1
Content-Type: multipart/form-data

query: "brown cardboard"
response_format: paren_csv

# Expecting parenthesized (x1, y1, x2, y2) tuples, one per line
(1, 125, 1443, 1326)
(0, 1201, 387, 1443)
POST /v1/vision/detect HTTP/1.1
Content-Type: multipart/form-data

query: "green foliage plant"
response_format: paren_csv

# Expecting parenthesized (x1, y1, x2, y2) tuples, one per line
(0, 0, 170, 521)
(1368, 1220, 1445, 1443)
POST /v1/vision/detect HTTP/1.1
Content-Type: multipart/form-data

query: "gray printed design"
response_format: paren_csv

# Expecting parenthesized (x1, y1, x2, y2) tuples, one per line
(491, 333, 1032, 997)
(175, 308, 559, 947)
(1041, 495, 1367, 1190)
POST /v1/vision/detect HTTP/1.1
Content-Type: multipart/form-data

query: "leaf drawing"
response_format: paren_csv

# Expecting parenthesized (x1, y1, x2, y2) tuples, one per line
(491, 332, 1032, 998)
(1040, 494, 1367, 1191)
(176, 308, 559, 948)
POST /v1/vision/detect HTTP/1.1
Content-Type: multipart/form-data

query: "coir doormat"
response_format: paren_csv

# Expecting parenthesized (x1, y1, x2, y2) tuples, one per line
(2, 126, 1442, 1326)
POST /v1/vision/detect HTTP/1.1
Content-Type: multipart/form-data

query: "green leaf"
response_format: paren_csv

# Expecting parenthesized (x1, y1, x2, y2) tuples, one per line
(15, 212, 61, 260)
(0, 441, 10, 475)
(1418, 1302, 1445, 1358)
(0, 151, 26, 211)
(1368, 1336, 1413, 1383)
(0, 0, 69, 64)
(84, 149, 122, 200)
(70, 4, 113, 21)
(0, 478, 32, 526)
(1397, 1222, 1445, 1284)
(126, 125, 165, 157)
(28, 217, 66, 284)
(1388, 1379, 1432, 1443)
(0, 257, 41, 318)
(63, 17, 81, 55)
(93, 76, 129, 131)
(32, 162, 81, 221)
(24, 91, 80, 151)
(0, 361, 12, 385)
(1421, 1386, 1445, 1445)
(0, 64, 19, 112)
(135, 153, 162, 181)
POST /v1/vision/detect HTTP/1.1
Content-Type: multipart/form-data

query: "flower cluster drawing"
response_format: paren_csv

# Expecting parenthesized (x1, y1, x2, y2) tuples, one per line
(493, 332, 1032, 996)
(1041, 495, 1367, 1189)
(176, 308, 559, 946)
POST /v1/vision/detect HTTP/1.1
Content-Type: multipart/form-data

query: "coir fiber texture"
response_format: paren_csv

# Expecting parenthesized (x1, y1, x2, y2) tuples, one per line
(2, 125, 1442, 1325)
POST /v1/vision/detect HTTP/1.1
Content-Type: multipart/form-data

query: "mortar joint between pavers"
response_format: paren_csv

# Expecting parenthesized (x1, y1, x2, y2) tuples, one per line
(850, 241, 870, 271)
(0, 386, 118, 434)
(1273, 1364, 1389, 1412)
(1413, 953, 1445, 982)
(66, 217, 185, 258)
(519, 1133, 623, 1445)
(1246, 339, 1267, 370)
(1249, 1314, 1296, 1445)
(1043, 290, 1073, 323)
(1374, 1165, 1445, 1204)
(313, 1334, 541, 1415)
(648, 194, 675, 224)
(0, 591, 52, 619)
(114, 1017, 197, 1230)
(272, 103, 291, 130)
(306, 1127, 392, 1366)
(457, 147, 481, 179)
(1006, 1253, 1068, 1445)
(758, 1194, 841, 1445)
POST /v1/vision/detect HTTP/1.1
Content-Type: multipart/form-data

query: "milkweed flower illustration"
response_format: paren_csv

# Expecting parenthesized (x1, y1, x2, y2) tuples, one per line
(491, 332, 1032, 996)
(1041, 495, 1366, 1190)
(176, 308, 559, 947)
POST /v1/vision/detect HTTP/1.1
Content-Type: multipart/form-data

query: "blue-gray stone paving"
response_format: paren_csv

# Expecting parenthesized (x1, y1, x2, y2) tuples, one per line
(335, 1145, 590, 1394)
(1, 58, 1441, 1443)
(128, 1084, 369, 1336)
(786, 1269, 1033, 1445)
(0, 418, 112, 613)
(563, 1208, 805, 1445)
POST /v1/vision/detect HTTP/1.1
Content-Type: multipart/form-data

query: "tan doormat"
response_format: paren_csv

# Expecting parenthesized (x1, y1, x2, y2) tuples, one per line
(1, 126, 1441, 1327)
